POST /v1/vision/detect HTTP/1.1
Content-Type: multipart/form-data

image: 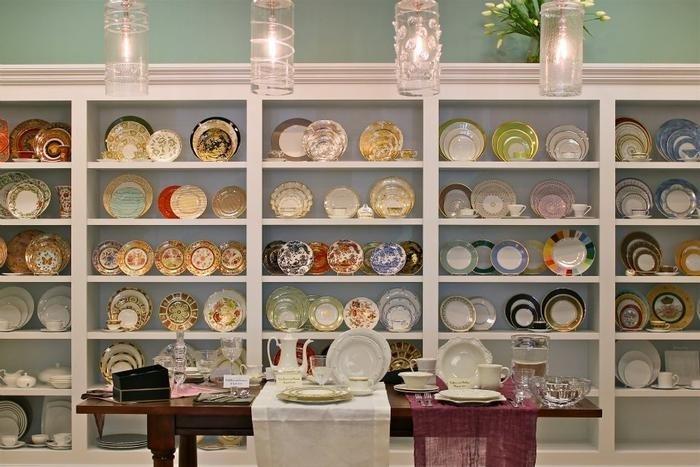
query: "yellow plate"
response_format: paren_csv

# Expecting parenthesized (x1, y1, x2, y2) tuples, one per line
(170, 185, 207, 219)
(676, 240, 700, 276)
(219, 241, 246, 276)
(117, 240, 154, 276)
(154, 240, 187, 276)
(359, 121, 403, 161)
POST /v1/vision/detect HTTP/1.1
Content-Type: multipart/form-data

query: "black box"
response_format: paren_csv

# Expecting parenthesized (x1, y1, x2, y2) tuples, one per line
(112, 365, 171, 403)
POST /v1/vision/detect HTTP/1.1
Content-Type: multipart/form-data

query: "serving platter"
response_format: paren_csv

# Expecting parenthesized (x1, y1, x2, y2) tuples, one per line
(191, 117, 240, 161)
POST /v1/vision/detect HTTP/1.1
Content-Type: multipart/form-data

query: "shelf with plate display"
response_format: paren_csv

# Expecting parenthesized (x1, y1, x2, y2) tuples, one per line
(439, 275, 599, 283)
(87, 330, 247, 340)
(615, 218, 700, 226)
(615, 332, 700, 341)
(0, 276, 72, 283)
(262, 218, 422, 226)
(439, 161, 599, 170)
(87, 161, 248, 170)
(263, 161, 423, 170)
(0, 219, 72, 226)
(0, 162, 72, 170)
(615, 275, 699, 283)
(615, 162, 700, 170)
(0, 385, 71, 397)
(88, 218, 247, 226)
(438, 331, 600, 341)
(87, 275, 248, 283)
(0, 331, 72, 340)
(262, 275, 422, 283)
(439, 218, 600, 226)
(261, 331, 422, 340)
(615, 388, 700, 398)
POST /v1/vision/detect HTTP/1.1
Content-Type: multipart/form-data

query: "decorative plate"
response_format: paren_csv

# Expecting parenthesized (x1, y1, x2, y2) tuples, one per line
(370, 242, 406, 275)
(203, 289, 246, 332)
(6, 229, 43, 273)
(492, 121, 539, 161)
(545, 125, 589, 161)
(266, 286, 309, 331)
(439, 118, 486, 161)
(154, 240, 187, 276)
(117, 240, 154, 276)
(542, 288, 585, 332)
(439, 296, 476, 332)
(25, 234, 69, 275)
(615, 178, 653, 218)
(34, 128, 71, 162)
(654, 178, 698, 218)
(270, 181, 313, 218)
(0, 237, 7, 268)
(302, 120, 348, 161)
(530, 179, 575, 219)
(621, 231, 661, 271)
(92, 240, 122, 275)
(159, 292, 198, 332)
(324, 186, 360, 219)
(263, 241, 285, 275)
(369, 176, 415, 218)
(361, 242, 380, 275)
(308, 296, 344, 331)
(615, 117, 651, 161)
(170, 185, 207, 219)
(146, 129, 182, 162)
(440, 241, 478, 275)
(103, 174, 153, 218)
(272, 118, 312, 161)
(219, 241, 246, 275)
(9, 119, 50, 156)
(327, 240, 363, 274)
(212, 185, 246, 219)
(100, 342, 145, 383)
(185, 240, 221, 276)
(491, 240, 529, 275)
(7, 179, 50, 219)
(277, 240, 313, 276)
(277, 386, 352, 405)
(646, 285, 694, 331)
(471, 180, 517, 218)
(157, 185, 181, 219)
(505, 294, 542, 329)
(308, 242, 330, 275)
(615, 292, 649, 331)
(439, 184, 472, 218)
(190, 117, 240, 161)
(471, 239, 496, 275)
(343, 297, 379, 329)
(359, 121, 403, 161)
(676, 240, 700, 276)
(524, 240, 546, 275)
(105, 117, 152, 160)
(543, 230, 595, 276)
(399, 240, 423, 275)
(378, 288, 421, 332)
(389, 341, 422, 371)
(655, 119, 700, 161)
(327, 328, 391, 386)
(108, 287, 152, 331)
(0, 119, 9, 161)
(458, 297, 492, 332)
(436, 337, 493, 384)
(0, 171, 31, 218)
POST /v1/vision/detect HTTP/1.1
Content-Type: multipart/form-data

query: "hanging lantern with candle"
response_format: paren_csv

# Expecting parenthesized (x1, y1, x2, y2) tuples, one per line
(104, 0, 149, 96)
(251, 0, 295, 96)
(539, 0, 584, 97)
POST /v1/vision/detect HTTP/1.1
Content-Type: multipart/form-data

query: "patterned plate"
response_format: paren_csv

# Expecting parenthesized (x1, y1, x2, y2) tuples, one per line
(621, 232, 661, 272)
(270, 181, 313, 218)
(654, 178, 698, 218)
(343, 297, 379, 329)
(212, 186, 246, 219)
(108, 287, 152, 331)
(171, 185, 207, 219)
(302, 120, 348, 161)
(308, 242, 330, 275)
(370, 242, 406, 276)
(9, 119, 50, 157)
(327, 240, 363, 275)
(543, 230, 595, 276)
(469, 297, 497, 331)
(146, 129, 182, 162)
(399, 240, 423, 275)
(103, 174, 153, 218)
(219, 241, 246, 275)
(647, 285, 694, 331)
(615, 178, 653, 218)
(7, 179, 50, 219)
(615, 117, 651, 161)
(34, 127, 71, 162)
(157, 185, 181, 219)
(545, 125, 589, 161)
(675, 240, 700, 276)
(369, 176, 415, 219)
(439, 296, 476, 332)
(505, 294, 542, 329)
(389, 341, 422, 371)
(6, 229, 43, 273)
(105, 117, 152, 161)
(203, 290, 246, 332)
(117, 240, 154, 276)
(0, 119, 9, 161)
(492, 121, 539, 161)
(25, 234, 69, 275)
(359, 121, 403, 161)
(542, 289, 585, 332)
(190, 117, 241, 162)
(154, 240, 187, 276)
(615, 292, 649, 331)
(439, 119, 486, 161)
(491, 240, 529, 275)
(92, 240, 122, 275)
(185, 241, 221, 276)
(530, 179, 575, 219)
(263, 241, 285, 275)
(277, 240, 313, 276)
(159, 292, 198, 332)
(0, 171, 31, 218)
(0, 237, 7, 268)
(471, 180, 516, 218)
(100, 342, 145, 383)
(472, 240, 496, 275)
(308, 296, 344, 331)
(378, 288, 421, 332)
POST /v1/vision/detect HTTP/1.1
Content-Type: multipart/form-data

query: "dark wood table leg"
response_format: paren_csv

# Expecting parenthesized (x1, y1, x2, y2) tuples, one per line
(147, 415, 175, 467)
(178, 435, 198, 467)
(92, 413, 106, 438)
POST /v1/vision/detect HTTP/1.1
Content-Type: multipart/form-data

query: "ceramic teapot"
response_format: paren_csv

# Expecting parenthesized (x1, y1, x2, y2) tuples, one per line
(267, 335, 313, 375)
(0, 369, 24, 387)
(39, 363, 70, 384)
(16, 372, 37, 388)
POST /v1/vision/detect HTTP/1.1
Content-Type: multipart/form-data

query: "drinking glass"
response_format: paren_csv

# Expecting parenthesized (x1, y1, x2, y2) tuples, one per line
(310, 355, 331, 386)
(173, 345, 187, 388)
(221, 337, 243, 395)
(153, 355, 174, 387)
(512, 367, 536, 406)
(196, 350, 217, 385)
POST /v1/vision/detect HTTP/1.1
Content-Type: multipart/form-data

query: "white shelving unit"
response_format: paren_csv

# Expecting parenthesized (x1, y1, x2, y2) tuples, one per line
(0, 63, 698, 465)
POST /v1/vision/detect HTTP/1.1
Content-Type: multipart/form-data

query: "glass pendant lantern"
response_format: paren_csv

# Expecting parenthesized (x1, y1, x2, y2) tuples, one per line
(104, 0, 149, 96)
(251, 0, 295, 96)
(539, 0, 584, 97)
(394, 0, 442, 96)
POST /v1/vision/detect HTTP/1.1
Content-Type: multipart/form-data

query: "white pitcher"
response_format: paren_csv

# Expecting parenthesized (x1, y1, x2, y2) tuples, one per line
(267, 335, 313, 375)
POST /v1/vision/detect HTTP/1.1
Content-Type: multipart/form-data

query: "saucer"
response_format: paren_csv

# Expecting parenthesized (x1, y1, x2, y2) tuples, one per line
(46, 441, 71, 450)
(625, 215, 652, 219)
(686, 386, 700, 391)
(645, 328, 671, 333)
(505, 215, 530, 219)
(26, 442, 47, 448)
(349, 388, 375, 397)
(456, 214, 479, 219)
(394, 384, 440, 394)
(0, 441, 26, 449)
(41, 328, 69, 332)
(654, 272, 679, 276)
(565, 216, 596, 219)
(2, 272, 27, 276)
(650, 384, 680, 390)
(12, 158, 38, 163)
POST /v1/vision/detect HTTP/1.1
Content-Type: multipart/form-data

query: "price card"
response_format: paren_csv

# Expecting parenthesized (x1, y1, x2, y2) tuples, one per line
(223, 374, 250, 389)
(447, 378, 474, 389)
(276, 371, 303, 389)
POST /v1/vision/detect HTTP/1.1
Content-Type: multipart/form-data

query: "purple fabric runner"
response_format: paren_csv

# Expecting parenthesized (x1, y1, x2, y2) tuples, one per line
(408, 380, 538, 467)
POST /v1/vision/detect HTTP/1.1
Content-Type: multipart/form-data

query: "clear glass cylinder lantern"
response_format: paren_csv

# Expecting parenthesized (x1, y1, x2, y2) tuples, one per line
(539, 0, 584, 97)
(394, 0, 442, 96)
(251, 0, 295, 96)
(104, 0, 149, 96)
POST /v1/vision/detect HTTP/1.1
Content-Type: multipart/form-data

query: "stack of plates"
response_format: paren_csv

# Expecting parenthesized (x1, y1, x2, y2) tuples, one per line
(0, 286, 34, 331)
(542, 289, 585, 332)
(377, 288, 421, 332)
(97, 433, 147, 450)
(616, 341, 661, 388)
(615, 178, 653, 218)
(103, 174, 153, 219)
(492, 121, 539, 161)
(48, 374, 72, 389)
(620, 231, 662, 274)
(505, 294, 544, 330)
(615, 117, 651, 161)
(265, 286, 309, 331)
(38, 286, 71, 331)
(100, 342, 146, 384)
(0, 400, 29, 438)
(655, 119, 700, 161)
(0, 173, 51, 219)
(369, 176, 415, 219)
(440, 241, 478, 275)
(654, 178, 698, 218)
(108, 288, 152, 331)
(471, 180, 516, 218)
(439, 119, 487, 161)
(530, 179, 575, 219)
(327, 328, 391, 386)
(615, 291, 650, 331)
(277, 386, 352, 405)
(545, 125, 590, 161)
(435, 388, 506, 405)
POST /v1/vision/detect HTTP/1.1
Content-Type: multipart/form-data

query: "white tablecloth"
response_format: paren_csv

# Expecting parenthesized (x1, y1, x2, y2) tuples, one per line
(252, 383, 391, 467)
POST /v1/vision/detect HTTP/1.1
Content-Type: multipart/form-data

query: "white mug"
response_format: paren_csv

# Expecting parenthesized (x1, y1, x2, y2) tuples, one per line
(410, 358, 436, 372)
(348, 376, 371, 392)
(657, 372, 679, 388)
(507, 204, 526, 217)
(571, 204, 592, 217)
(53, 432, 72, 446)
(477, 364, 511, 390)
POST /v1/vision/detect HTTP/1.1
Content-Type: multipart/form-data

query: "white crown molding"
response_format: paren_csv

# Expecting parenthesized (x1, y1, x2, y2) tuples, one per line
(0, 63, 699, 86)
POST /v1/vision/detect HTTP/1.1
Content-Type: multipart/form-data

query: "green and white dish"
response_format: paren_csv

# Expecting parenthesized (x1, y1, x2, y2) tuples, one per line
(492, 121, 539, 161)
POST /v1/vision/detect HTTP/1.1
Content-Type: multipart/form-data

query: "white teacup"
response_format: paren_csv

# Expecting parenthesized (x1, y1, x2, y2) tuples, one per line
(628, 209, 649, 218)
(410, 358, 436, 372)
(458, 208, 476, 217)
(31, 434, 49, 445)
(657, 372, 679, 388)
(690, 379, 700, 389)
(241, 364, 263, 384)
(1, 435, 18, 447)
(45, 320, 66, 332)
(53, 433, 72, 446)
(477, 364, 511, 390)
(348, 376, 371, 392)
(0, 320, 10, 331)
(571, 204, 592, 218)
(507, 204, 526, 217)
(399, 371, 432, 390)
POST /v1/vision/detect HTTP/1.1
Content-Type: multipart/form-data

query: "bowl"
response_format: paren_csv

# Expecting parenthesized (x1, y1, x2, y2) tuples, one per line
(529, 376, 591, 408)
(398, 371, 433, 390)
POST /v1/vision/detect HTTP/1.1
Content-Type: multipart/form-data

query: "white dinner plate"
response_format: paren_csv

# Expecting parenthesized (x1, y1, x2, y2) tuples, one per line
(327, 329, 391, 386)
(436, 337, 493, 385)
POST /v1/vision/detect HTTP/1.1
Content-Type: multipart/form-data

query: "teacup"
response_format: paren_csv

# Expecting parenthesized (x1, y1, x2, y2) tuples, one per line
(53, 432, 72, 447)
(45, 320, 66, 332)
(690, 379, 700, 389)
(410, 358, 436, 372)
(658, 265, 679, 274)
(106, 320, 121, 331)
(507, 204, 526, 217)
(0, 320, 10, 331)
(1, 435, 18, 447)
(571, 204, 592, 218)
(31, 434, 49, 445)
(458, 208, 476, 217)
(348, 376, 371, 393)
(648, 320, 670, 330)
(477, 364, 511, 390)
(241, 364, 263, 385)
(398, 371, 432, 390)
(657, 372, 679, 388)
(628, 209, 649, 218)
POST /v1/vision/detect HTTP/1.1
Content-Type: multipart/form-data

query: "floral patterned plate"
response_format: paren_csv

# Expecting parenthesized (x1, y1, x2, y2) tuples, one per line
(327, 240, 363, 275)
(219, 241, 246, 275)
(7, 179, 50, 219)
(154, 240, 187, 276)
(146, 129, 182, 162)
(6, 229, 43, 274)
(117, 240, 154, 276)
(92, 240, 122, 275)
(25, 234, 69, 275)
(159, 292, 198, 332)
(203, 290, 246, 332)
(343, 297, 379, 329)
(530, 179, 575, 219)
(370, 242, 406, 275)
(185, 241, 221, 276)
(277, 240, 313, 276)
(308, 242, 330, 275)
(0, 171, 31, 218)
(646, 285, 694, 331)
(190, 117, 240, 162)
(105, 117, 152, 161)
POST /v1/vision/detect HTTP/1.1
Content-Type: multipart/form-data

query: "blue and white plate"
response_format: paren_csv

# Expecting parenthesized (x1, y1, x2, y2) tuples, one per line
(655, 119, 700, 161)
(654, 179, 698, 218)
(370, 242, 407, 276)
(491, 240, 529, 275)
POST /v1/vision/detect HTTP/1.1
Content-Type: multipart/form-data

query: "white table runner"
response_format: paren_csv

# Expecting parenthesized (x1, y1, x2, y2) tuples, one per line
(252, 383, 391, 467)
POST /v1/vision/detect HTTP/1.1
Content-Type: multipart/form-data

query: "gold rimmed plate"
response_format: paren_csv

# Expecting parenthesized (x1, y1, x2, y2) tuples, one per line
(272, 118, 312, 161)
(108, 287, 152, 331)
(646, 285, 694, 331)
(159, 292, 198, 332)
(185, 240, 221, 276)
(105, 117, 153, 161)
(25, 234, 69, 276)
(170, 185, 207, 219)
(117, 240, 154, 276)
(191, 117, 241, 162)
(103, 174, 153, 219)
(219, 241, 246, 276)
(359, 121, 403, 161)
(92, 240, 122, 276)
(154, 240, 187, 276)
(212, 186, 246, 219)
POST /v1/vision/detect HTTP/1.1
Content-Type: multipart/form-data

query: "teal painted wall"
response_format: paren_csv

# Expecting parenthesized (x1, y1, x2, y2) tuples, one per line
(0, 0, 698, 64)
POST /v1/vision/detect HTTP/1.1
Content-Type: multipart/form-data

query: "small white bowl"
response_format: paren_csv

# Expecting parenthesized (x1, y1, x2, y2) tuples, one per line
(398, 371, 433, 390)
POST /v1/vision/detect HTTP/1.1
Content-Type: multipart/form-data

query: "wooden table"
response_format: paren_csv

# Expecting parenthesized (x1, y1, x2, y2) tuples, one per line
(77, 386, 601, 467)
